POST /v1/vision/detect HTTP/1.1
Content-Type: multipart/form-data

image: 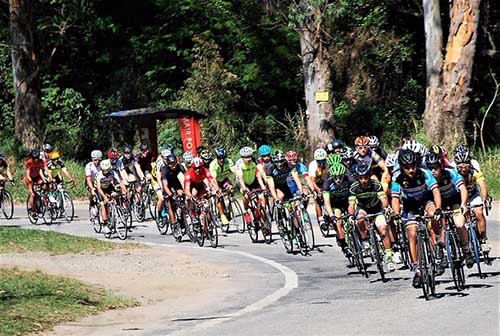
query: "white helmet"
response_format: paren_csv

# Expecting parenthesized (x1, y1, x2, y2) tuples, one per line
(182, 151, 194, 164)
(313, 148, 327, 161)
(91, 150, 103, 160)
(402, 140, 427, 157)
(161, 149, 171, 158)
(368, 135, 380, 148)
(239, 146, 254, 157)
(385, 153, 398, 168)
(100, 159, 112, 171)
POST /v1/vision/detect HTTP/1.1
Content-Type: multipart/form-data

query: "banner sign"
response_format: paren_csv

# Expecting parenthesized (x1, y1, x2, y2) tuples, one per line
(178, 116, 202, 155)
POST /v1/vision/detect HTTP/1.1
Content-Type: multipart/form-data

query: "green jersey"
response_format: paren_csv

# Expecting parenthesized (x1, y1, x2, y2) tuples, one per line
(209, 158, 235, 182)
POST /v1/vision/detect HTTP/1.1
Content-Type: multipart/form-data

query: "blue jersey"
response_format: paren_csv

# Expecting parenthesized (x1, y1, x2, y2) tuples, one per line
(391, 168, 438, 202)
(285, 161, 307, 193)
(434, 168, 464, 200)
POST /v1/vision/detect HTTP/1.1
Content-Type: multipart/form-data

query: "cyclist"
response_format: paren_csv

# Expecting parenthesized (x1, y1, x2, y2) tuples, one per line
(391, 149, 442, 288)
(199, 149, 213, 168)
(348, 162, 395, 272)
(353, 136, 388, 181)
(308, 148, 329, 227)
(285, 150, 314, 195)
(340, 146, 358, 179)
(95, 159, 127, 228)
(322, 162, 356, 257)
(136, 143, 156, 182)
(107, 149, 122, 174)
(85, 150, 102, 219)
(47, 150, 76, 187)
(237, 146, 267, 213)
(184, 157, 220, 207)
(181, 151, 194, 171)
(428, 145, 454, 168)
(25, 149, 52, 216)
(0, 152, 14, 186)
(454, 149, 492, 253)
(154, 149, 173, 218)
(257, 144, 273, 171)
(326, 139, 344, 155)
(158, 154, 186, 225)
(41, 143, 53, 160)
(392, 140, 427, 180)
(368, 135, 387, 160)
(425, 152, 473, 270)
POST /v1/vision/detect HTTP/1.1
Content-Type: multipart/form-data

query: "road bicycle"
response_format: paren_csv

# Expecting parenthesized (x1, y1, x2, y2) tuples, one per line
(190, 194, 219, 248)
(217, 188, 245, 233)
(343, 213, 368, 277)
(441, 210, 466, 292)
(465, 204, 492, 279)
(170, 194, 193, 242)
(0, 180, 14, 219)
(245, 189, 273, 244)
(357, 212, 387, 282)
(103, 193, 128, 240)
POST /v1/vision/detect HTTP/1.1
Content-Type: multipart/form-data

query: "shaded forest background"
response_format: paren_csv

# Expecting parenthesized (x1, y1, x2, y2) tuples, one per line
(1, 0, 499, 159)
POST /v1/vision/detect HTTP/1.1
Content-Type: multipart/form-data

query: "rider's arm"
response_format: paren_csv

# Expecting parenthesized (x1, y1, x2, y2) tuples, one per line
(476, 172, 489, 201)
(6, 166, 13, 181)
(61, 167, 75, 182)
(25, 166, 32, 183)
(391, 181, 402, 214)
(323, 192, 334, 217)
(134, 161, 145, 180)
(256, 166, 267, 190)
(96, 179, 107, 201)
(267, 176, 278, 200)
(291, 170, 303, 193)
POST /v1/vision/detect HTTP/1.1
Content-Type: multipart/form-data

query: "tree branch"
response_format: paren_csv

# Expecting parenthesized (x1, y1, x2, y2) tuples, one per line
(480, 68, 500, 156)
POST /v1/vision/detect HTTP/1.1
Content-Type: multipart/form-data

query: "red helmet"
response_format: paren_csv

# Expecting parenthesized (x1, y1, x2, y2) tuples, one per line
(285, 151, 298, 161)
(191, 157, 204, 168)
(107, 149, 120, 159)
(354, 136, 369, 146)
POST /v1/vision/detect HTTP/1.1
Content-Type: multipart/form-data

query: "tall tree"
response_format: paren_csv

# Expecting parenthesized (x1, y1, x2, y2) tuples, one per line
(423, 0, 481, 148)
(9, 0, 42, 150)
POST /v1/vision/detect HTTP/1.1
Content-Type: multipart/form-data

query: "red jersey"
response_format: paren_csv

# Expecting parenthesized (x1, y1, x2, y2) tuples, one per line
(184, 167, 213, 188)
(26, 158, 47, 178)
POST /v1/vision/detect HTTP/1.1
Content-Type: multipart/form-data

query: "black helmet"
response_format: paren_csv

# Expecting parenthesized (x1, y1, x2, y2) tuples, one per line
(196, 145, 205, 155)
(398, 149, 419, 166)
(30, 149, 40, 159)
(165, 154, 177, 165)
(200, 149, 212, 161)
(455, 151, 471, 164)
(214, 147, 227, 159)
(140, 143, 150, 151)
(355, 162, 371, 176)
(272, 150, 286, 163)
(425, 152, 441, 169)
(330, 139, 344, 149)
(123, 145, 132, 154)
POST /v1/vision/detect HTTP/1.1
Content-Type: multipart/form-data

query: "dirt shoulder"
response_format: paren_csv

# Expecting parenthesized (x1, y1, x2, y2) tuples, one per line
(0, 247, 235, 335)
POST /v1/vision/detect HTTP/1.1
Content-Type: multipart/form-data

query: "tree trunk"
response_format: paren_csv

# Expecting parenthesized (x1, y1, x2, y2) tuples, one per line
(299, 9, 333, 152)
(9, 0, 43, 150)
(423, 0, 481, 148)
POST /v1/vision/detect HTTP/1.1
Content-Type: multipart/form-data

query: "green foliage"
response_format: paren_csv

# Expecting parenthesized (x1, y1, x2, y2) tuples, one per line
(0, 268, 137, 336)
(475, 147, 500, 200)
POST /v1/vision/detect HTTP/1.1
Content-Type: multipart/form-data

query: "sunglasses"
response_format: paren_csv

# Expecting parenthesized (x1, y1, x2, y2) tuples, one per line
(243, 156, 253, 159)
(356, 146, 368, 150)
(402, 164, 417, 170)
(457, 163, 470, 169)
(332, 175, 343, 180)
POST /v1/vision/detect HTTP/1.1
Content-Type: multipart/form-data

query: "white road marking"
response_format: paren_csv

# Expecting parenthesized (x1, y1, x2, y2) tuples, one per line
(141, 242, 298, 335)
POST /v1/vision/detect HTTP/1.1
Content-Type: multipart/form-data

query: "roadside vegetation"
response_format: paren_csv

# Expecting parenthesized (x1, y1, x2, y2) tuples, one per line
(0, 268, 137, 336)
(0, 227, 137, 254)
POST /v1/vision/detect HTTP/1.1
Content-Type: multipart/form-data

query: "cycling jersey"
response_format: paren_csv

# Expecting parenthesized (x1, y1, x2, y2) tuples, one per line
(354, 150, 382, 170)
(95, 170, 120, 190)
(434, 168, 464, 202)
(118, 156, 138, 176)
(236, 160, 260, 186)
(348, 179, 385, 210)
(184, 167, 213, 189)
(391, 168, 438, 213)
(209, 158, 235, 182)
(322, 172, 355, 202)
(136, 152, 155, 173)
(85, 161, 101, 183)
(26, 158, 47, 178)
(308, 160, 328, 184)
(459, 166, 485, 197)
(47, 159, 66, 177)
(374, 147, 388, 160)
(160, 164, 185, 191)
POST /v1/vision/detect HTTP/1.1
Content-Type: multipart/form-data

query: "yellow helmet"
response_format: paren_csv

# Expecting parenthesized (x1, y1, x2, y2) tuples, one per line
(49, 151, 60, 160)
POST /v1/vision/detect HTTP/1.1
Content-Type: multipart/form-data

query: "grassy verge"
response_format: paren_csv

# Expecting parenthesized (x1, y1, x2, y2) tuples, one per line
(477, 148, 500, 200)
(0, 268, 137, 336)
(0, 227, 137, 254)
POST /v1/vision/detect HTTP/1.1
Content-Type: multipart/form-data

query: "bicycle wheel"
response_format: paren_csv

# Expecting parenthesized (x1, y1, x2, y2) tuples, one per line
(417, 233, 431, 300)
(301, 210, 315, 251)
(1, 190, 14, 219)
(207, 214, 219, 248)
(258, 206, 273, 244)
(351, 227, 368, 278)
(290, 213, 307, 255)
(26, 195, 38, 224)
(369, 225, 386, 282)
(246, 212, 258, 243)
(447, 230, 466, 291)
(229, 199, 245, 233)
(468, 224, 483, 278)
(133, 195, 146, 223)
(61, 191, 74, 222)
(171, 207, 183, 242)
(90, 205, 102, 233)
(196, 216, 205, 247)
(425, 238, 436, 296)
(277, 214, 294, 253)
(185, 208, 197, 243)
(147, 187, 157, 220)
(114, 206, 128, 240)
(156, 203, 170, 235)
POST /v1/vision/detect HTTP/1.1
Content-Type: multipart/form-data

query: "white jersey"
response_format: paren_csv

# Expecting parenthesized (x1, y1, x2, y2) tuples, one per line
(85, 162, 101, 182)
(95, 170, 120, 189)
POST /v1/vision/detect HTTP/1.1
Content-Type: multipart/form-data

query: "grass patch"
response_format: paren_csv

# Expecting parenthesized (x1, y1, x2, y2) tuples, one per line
(0, 267, 138, 336)
(0, 227, 137, 254)
(477, 148, 500, 200)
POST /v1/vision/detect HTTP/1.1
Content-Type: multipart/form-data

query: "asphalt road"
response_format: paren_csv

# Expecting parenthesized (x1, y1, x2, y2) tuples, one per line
(2, 204, 500, 336)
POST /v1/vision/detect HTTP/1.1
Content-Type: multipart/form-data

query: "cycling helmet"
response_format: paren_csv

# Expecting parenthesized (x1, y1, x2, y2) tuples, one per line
(425, 152, 441, 169)
(355, 162, 371, 176)
(272, 150, 285, 163)
(398, 149, 419, 166)
(161, 149, 171, 158)
(455, 151, 471, 164)
(354, 136, 369, 146)
(329, 163, 346, 177)
(214, 147, 227, 159)
(100, 159, 112, 171)
(200, 149, 212, 161)
(165, 154, 177, 165)
(140, 143, 150, 151)
(325, 142, 335, 154)
(182, 151, 194, 164)
(107, 149, 120, 159)
(240, 146, 254, 157)
(43, 143, 53, 152)
(163, 144, 175, 153)
(330, 139, 344, 149)
(285, 151, 298, 161)
(341, 146, 355, 160)
(196, 145, 205, 155)
(402, 140, 427, 157)
(454, 144, 470, 155)
(30, 149, 40, 159)
(326, 154, 342, 166)
(258, 144, 272, 156)
(123, 146, 133, 155)
(91, 150, 103, 160)
(368, 135, 380, 148)
(313, 148, 328, 161)
(429, 144, 443, 156)
(385, 153, 398, 168)
(49, 151, 60, 160)
(191, 157, 204, 168)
